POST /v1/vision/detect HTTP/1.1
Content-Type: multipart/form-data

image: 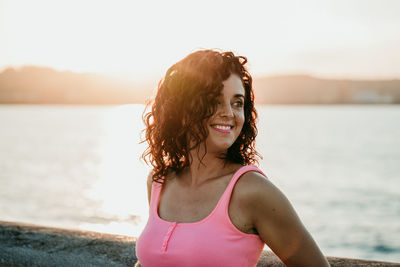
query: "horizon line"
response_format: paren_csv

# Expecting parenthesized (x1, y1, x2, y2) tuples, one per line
(1, 64, 400, 82)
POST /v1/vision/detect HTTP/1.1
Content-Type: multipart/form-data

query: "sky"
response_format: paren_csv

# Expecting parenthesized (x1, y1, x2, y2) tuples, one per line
(1, 0, 400, 81)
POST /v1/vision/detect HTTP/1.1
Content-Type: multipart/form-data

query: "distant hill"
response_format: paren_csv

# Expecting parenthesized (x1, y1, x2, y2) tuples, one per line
(254, 75, 400, 104)
(0, 66, 399, 104)
(0, 66, 155, 104)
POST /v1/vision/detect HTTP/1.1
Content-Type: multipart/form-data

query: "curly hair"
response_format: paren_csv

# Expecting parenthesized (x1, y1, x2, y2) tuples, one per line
(142, 49, 259, 183)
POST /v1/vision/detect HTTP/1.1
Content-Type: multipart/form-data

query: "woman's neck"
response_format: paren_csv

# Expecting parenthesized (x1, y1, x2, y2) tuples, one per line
(184, 146, 234, 188)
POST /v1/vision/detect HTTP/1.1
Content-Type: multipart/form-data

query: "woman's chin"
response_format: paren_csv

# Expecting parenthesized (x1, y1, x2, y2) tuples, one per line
(205, 136, 237, 155)
(207, 143, 232, 154)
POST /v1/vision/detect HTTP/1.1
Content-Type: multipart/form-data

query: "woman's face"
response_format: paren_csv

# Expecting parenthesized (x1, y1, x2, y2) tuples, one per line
(205, 74, 245, 153)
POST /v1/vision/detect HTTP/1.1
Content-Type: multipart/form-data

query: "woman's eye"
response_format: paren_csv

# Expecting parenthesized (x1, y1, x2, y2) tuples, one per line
(233, 100, 244, 108)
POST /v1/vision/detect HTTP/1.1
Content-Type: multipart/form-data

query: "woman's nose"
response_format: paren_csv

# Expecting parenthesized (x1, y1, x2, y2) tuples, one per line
(217, 101, 233, 117)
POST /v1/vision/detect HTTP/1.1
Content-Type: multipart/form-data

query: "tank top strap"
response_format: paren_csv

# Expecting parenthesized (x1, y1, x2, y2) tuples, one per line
(150, 181, 163, 214)
(217, 165, 268, 211)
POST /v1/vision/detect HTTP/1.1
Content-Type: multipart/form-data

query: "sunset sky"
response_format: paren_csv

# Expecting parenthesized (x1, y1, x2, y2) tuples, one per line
(1, 0, 400, 81)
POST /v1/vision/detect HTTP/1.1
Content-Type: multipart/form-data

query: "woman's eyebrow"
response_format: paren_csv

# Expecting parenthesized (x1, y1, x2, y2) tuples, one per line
(234, 94, 245, 99)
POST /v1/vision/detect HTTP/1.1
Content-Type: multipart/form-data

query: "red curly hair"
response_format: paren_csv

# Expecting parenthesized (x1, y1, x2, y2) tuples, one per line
(142, 49, 259, 183)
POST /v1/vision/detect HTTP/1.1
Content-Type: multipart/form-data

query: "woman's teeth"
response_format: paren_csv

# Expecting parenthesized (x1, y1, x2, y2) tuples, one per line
(213, 125, 231, 130)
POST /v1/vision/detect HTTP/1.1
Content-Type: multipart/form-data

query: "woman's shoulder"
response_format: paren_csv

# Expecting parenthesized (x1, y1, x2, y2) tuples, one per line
(146, 169, 176, 204)
(235, 168, 270, 191)
(146, 171, 154, 204)
(234, 168, 289, 212)
(147, 170, 154, 183)
(147, 169, 179, 188)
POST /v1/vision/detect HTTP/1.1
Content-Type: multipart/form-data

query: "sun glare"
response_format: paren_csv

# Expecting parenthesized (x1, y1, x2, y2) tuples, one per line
(84, 104, 150, 236)
(2, 0, 399, 79)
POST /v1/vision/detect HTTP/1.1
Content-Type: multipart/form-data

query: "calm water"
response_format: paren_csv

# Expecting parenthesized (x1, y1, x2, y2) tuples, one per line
(0, 104, 399, 262)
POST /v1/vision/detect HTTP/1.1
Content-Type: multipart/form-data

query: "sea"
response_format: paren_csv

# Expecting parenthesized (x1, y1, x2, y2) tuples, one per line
(0, 104, 399, 263)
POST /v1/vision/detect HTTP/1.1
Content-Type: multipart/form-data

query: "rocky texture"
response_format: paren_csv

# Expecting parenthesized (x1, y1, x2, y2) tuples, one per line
(1, 221, 399, 267)
(0, 221, 136, 267)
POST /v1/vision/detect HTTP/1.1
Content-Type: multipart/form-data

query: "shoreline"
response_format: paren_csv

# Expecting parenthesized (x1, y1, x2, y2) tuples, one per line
(1, 221, 399, 267)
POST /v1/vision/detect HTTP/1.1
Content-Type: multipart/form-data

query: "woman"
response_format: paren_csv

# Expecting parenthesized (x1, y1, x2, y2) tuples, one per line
(135, 50, 330, 266)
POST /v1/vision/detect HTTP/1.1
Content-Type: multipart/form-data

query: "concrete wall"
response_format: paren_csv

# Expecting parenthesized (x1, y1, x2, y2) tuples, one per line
(1, 221, 399, 267)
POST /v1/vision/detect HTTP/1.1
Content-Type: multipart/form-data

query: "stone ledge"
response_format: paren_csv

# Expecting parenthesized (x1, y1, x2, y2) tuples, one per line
(0, 221, 399, 267)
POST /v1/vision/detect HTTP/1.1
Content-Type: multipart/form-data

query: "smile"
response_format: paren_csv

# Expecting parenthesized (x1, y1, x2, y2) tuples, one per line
(211, 124, 233, 133)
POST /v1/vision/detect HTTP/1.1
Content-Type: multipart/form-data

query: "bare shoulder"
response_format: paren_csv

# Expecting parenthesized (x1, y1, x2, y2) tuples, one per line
(233, 170, 303, 233)
(234, 170, 286, 207)
(146, 170, 176, 204)
(147, 170, 154, 185)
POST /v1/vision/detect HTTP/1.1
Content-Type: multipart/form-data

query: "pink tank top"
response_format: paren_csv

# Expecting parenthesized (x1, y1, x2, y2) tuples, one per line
(135, 165, 267, 267)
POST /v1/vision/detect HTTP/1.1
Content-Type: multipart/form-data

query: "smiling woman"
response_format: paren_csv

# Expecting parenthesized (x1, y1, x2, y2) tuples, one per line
(141, 50, 259, 182)
(206, 74, 245, 154)
(135, 49, 330, 266)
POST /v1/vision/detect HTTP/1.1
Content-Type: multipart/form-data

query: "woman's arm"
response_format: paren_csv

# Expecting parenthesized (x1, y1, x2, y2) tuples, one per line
(240, 172, 330, 267)
(134, 261, 142, 267)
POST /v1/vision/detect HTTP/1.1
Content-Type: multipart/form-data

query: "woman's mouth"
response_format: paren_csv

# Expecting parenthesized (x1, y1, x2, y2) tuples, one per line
(211, 124, 233, 133)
